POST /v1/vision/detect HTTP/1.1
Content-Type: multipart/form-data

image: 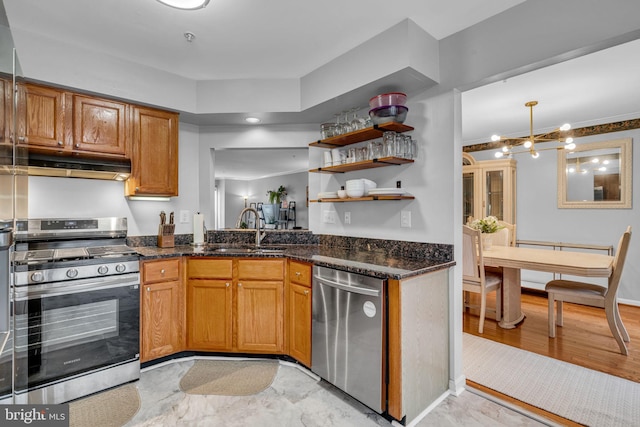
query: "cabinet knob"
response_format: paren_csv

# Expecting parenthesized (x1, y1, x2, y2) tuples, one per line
(75, 143, 80, 148)
(304, 290, 309, 295)
(226, 282, 230, 287)
(58, 141, 64, 146)
(135, 187, 140, 192)
(295, 272, 301, 277)
(146, 287, 150, 292)
(238, 283, 243, 287)
(18, 136, 25, 142)
(160, 269, 165, 275)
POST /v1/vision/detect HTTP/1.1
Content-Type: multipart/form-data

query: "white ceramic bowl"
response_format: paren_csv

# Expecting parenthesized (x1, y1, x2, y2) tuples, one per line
(337, 190, 347, 199)
(346, 187, 365, 198)
(346, 179, 365, 188)
(362, 179, 377, 191)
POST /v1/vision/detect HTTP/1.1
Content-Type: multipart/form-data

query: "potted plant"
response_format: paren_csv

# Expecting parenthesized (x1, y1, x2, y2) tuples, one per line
(266, 185, 287, 204)
(263, 186, 287, 228)
(469, 215, 503, 250)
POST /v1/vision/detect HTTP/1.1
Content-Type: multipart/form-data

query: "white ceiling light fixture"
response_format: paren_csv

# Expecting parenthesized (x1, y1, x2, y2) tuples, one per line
(156, 0, 210, 10)
(245, 117, 261, 124)
(493, 101, 574, 159)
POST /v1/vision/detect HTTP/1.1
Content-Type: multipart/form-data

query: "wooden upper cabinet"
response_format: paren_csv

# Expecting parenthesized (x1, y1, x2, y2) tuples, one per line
(17, 83, 66, 150)
(0, 79, 9, 145)
(72, 94, 127, 156)
(126, 106, 179, 197)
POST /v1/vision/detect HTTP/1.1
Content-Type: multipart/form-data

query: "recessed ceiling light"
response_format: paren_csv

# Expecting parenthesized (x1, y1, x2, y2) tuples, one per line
(245, 117, 261, 124)
(156, 0, 210, 10)
(184, 32, 196, 42)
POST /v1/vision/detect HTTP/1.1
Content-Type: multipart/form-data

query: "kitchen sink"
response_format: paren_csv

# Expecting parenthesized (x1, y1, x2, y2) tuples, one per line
(212, 248, 255, 253)
(210, 247, 285, 254)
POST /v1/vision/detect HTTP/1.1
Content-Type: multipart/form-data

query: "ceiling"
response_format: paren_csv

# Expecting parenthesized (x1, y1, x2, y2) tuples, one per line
(2, 0, 523, 81)
(462, 38, 640, 146)
(3, 0, 640, 162)
(215, 148, 308, 180)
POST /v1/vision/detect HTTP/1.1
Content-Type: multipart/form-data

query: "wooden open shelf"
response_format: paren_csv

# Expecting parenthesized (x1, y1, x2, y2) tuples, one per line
(309, 122, 414, 148)
(310, 195, 415, 203)
(309, 156, 413, 173)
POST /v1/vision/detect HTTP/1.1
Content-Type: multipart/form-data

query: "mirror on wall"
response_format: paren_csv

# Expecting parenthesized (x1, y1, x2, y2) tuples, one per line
(557, 138, 632, 209)
(214, 148, 309, 229)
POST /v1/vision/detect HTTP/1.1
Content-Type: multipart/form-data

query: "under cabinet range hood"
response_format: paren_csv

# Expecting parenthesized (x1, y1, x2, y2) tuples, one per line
(27, 152, 131, 181)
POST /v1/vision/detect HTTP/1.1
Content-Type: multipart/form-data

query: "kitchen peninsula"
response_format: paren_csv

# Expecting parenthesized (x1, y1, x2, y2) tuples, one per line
(131, 231, 454, 424)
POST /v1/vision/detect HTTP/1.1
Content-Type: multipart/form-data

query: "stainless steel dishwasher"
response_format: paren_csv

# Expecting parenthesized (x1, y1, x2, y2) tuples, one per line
(311, 265, 385, 413)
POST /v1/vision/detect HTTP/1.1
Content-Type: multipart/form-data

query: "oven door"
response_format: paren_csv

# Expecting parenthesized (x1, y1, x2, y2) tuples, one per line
(12, 273, 139, 392)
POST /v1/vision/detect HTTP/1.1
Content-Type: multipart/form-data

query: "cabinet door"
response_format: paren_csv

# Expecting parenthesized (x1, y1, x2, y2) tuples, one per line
(0, 79, 8, 145)
(289, 282, 311, 366)
(127, 106, 178, 196)
(483, 167, 506, 220)
(17, 84, 66, 150)
(462, 167, 479, 224)
(72, 94, 127, 156)
(141, 280, 182, 362)
(187, 279, 233, 351)
(237, 280, 283, 353)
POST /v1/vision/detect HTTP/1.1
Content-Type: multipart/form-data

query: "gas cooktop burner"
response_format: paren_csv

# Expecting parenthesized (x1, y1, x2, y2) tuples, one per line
(14, 245, 138, 265)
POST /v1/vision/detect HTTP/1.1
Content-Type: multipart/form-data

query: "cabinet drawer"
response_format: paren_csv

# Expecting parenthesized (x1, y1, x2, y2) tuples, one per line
(188, 258, 233, 279)
(238, 259, 284, 280)
(289, 260, 311, 287)
(142, 258, 180, 283)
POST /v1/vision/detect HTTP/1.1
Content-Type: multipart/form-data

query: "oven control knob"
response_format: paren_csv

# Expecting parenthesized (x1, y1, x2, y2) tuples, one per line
(66, 268, 79, 279)
(98, 265, 109, 275)
(115, 264, 126, 273)
(31, 272, 44, 283)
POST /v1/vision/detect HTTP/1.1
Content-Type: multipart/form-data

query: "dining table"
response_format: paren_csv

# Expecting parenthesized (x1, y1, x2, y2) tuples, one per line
(482, 245, 614, 329)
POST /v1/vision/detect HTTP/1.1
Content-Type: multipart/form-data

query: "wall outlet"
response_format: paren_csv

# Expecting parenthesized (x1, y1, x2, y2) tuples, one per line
(323, 210, 336, 224)
(344, 212, 351, 224)
(400, 210, 411, 228)
(179, 210, 190, 223)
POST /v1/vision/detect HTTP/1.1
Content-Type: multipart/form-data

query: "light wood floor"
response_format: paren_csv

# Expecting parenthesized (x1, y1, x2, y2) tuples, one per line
(463, 290, 640, 425)
(464, 290, 640, 382)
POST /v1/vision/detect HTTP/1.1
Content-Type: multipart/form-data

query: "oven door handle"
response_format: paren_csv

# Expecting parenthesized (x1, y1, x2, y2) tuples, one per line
(15, 273, 140, 300)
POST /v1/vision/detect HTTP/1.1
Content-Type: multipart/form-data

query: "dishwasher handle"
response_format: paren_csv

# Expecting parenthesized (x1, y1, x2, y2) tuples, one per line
(313, 274, 380, 297)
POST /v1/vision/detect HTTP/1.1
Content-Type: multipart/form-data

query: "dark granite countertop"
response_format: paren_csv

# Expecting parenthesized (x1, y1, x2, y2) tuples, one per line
(133, 243, 454, 280)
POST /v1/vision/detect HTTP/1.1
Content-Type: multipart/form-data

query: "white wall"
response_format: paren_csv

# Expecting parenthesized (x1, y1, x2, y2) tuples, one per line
(467, 129, 640, 303)
(28, 123, 200, 237)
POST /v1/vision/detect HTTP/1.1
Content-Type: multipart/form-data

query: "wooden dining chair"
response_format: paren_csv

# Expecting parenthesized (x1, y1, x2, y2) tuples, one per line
(496, 221, 516, 247)
(484, 221, 516, 278)
(463, 225, 502, 333)
(546, 226, 632, 355)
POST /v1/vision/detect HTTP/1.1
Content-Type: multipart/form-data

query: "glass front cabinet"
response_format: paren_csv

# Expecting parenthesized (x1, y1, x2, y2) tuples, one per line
(462, 153, 516, 225)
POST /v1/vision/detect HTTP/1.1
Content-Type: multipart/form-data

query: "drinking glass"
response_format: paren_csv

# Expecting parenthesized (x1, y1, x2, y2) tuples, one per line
(349, 108, 367, 131)
(341, 111, 352, 134)
(383, 132, 395, 157)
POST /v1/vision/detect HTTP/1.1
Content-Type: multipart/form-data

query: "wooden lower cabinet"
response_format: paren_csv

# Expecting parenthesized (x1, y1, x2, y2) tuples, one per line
(186, 257, 284, 354)
(237, 280, 283, 353)
(287, 260, 312, 366)
(140, 258, 184, 362)
(187, 279, 233, 350)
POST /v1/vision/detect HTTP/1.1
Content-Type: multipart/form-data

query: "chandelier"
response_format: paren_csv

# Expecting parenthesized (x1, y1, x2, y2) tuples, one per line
(492, 101, 576, 159)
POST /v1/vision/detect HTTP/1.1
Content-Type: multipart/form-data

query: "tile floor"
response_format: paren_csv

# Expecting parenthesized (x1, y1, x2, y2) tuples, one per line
(121, 357, 554, 427)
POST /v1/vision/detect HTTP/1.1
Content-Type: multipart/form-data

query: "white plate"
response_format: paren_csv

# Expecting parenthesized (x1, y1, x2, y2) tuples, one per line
(367, 188, 406, 196)
(318, 192, 338, 198)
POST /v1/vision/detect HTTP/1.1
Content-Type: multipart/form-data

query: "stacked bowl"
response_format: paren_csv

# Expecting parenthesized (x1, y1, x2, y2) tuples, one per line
(368, 92, 408, 125)
(345, 179, 376, 198)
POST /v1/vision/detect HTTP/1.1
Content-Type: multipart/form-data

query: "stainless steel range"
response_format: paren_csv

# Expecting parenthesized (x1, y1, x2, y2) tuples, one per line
(10, 217, 140, 404)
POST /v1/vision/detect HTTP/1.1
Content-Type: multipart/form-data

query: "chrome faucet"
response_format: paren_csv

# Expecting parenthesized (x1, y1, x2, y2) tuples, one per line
(235, 207, 266, 247)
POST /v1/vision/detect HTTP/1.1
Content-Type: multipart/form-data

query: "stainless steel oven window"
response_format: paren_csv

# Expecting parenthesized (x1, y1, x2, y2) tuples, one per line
(15, 299, 119, 353)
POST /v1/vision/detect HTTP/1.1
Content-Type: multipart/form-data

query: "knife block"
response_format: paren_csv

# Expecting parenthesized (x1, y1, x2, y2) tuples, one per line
(157, 224, 175, 248)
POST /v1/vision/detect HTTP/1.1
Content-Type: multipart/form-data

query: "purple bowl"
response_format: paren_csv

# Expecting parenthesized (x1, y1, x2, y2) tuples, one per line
(368, 105, 408, 125)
